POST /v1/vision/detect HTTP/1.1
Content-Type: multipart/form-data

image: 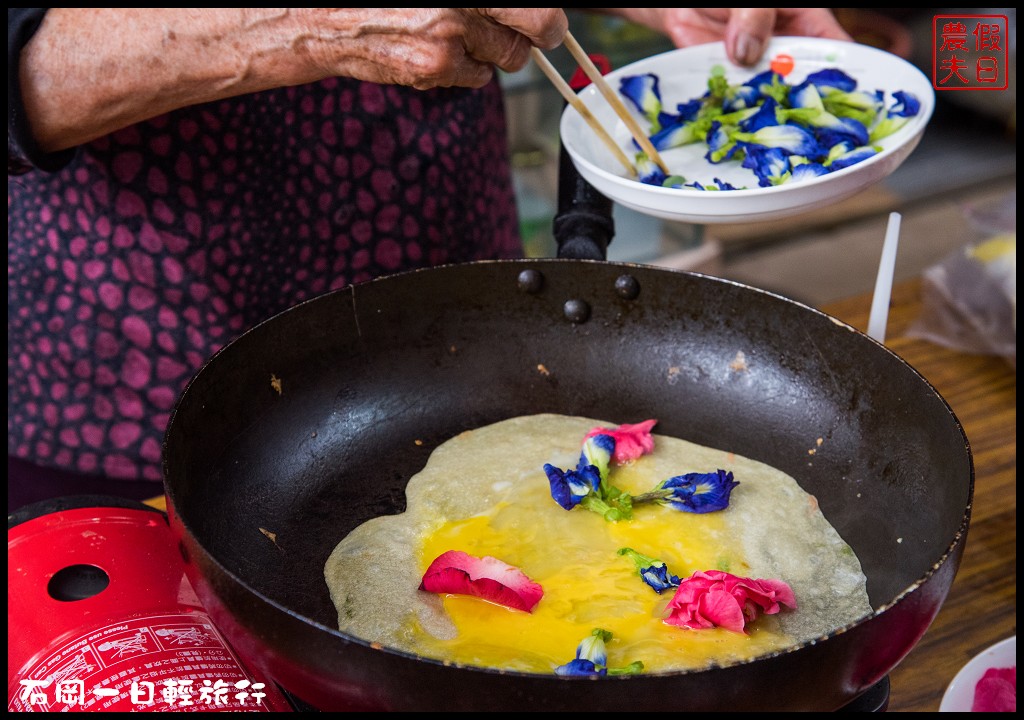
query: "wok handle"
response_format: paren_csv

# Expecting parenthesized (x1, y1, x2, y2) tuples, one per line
(552, 50, 615, 261)
(554, 143, 615, 260)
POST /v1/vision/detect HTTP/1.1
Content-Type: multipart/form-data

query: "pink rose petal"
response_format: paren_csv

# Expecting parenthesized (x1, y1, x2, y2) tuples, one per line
(972, 666, 1016, 712)
(419, 550, 543, 613)
(584, 419, 657, 464)
(664, 569, 797, 634)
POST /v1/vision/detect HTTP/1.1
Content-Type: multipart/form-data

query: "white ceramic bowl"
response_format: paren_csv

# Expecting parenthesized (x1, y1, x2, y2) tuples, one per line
(560, 37, 935, 224)
(939, 636, 1016, 712)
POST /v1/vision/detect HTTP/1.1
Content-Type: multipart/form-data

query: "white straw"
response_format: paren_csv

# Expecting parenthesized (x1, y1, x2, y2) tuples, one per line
(867, 212, 902, 344)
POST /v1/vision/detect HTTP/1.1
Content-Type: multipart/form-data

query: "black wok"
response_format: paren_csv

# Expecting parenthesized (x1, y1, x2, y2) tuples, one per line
(163, 254, 972, 711)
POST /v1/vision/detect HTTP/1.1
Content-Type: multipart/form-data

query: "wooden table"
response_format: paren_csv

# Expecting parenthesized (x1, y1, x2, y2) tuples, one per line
(821, 278, 1017, 713)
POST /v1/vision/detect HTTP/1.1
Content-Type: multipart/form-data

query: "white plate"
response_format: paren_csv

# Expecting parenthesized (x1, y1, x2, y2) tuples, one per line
(560, 37, 935, 224)
(939, 636, 1016, 712)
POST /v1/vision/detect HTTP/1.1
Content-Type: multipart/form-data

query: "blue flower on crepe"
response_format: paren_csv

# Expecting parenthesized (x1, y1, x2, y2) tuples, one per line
(554, 629, 644, 677)
(655, 469, 740, 514)
(617, 547, 681, 593)
(545, 432, 632, 520)
(544, 463, 600, 511)
(555, 628, 609, 676)
(579, 433, 615, 484)
(554, 657, 606, 677)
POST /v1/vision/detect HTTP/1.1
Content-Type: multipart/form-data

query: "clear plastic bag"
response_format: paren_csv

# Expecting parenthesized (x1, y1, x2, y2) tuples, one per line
(906, 192, 1016, 367)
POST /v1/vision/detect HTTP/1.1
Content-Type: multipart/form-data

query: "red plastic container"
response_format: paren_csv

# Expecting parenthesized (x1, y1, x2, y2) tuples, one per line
(8, 497, 292, 712)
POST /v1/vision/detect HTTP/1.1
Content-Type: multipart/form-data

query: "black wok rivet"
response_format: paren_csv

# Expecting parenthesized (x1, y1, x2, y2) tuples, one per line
(517, 269, 544, 294)
(615, 274, 641, 300)
(563, 299, 591, 324)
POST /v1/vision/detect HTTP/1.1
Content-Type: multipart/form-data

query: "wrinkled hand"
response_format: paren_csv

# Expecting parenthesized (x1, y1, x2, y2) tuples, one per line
(304, 8, 568, 89)
(19, 8, 569, 153)
(621, 8, 852, 66)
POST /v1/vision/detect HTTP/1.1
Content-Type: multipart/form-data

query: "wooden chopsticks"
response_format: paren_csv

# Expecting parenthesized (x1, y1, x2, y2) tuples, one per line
(529, 47, 636, 177)
(530, 30, 672, 178)
(560, 32, 670, 175)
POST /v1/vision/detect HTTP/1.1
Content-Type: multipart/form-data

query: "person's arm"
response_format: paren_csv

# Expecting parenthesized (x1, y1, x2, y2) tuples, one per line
(596, 9, 852, 66)
(15, 8, 568, 156)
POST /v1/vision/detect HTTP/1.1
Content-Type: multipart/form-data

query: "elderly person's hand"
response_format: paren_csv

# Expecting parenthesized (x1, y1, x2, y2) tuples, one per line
(18, 8, 569, 153)
(609, 9, 852, 66)
(302, 8, 568, 89)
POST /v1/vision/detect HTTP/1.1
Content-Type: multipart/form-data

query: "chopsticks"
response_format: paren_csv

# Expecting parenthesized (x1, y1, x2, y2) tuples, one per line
(560, 32, 670, 176)
(529, 47, 636, 177)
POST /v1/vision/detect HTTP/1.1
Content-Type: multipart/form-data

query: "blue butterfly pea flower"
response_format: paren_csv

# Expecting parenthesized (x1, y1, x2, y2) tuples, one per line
(739, 97, 780, 133)
(711, 178, 741, 190)
(554, 658, 606, 677)
(783, 162, 829, 184)
(617, 547, 681, 593)
(726, 69, 785, 111)
(784, 82, 869, 149)
(788, 80, 826, 112)
(579, 433, 614, 483)
(827, 145, 879, 171)
(742, 145, 791, 187)
(803, 68, 859, 93)
(722, 83, 761, 113)
(555, 629, 610, 676)
(544, 463, 600, 511)
(734, 124, 824, 159)
(812, 117, 870, 149)
(889, 90, 920, 118)
(821, 88, 885, 129)
(685, 178, 742, 191)
(642, 563, 682, 591)
(673, 98, 704, 123)
(647, 119, 704, 152)
(635, 152, 667, 186)
(705, 121, 742, 164)
(656, 469, 740, 514)
(620, 73, 667, 132)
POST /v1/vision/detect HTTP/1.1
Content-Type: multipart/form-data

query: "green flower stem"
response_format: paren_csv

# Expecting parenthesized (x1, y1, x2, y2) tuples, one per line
(608, 661, 645, 676)
(631, 488, 672, 505)
(580, 493, 632, 522)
